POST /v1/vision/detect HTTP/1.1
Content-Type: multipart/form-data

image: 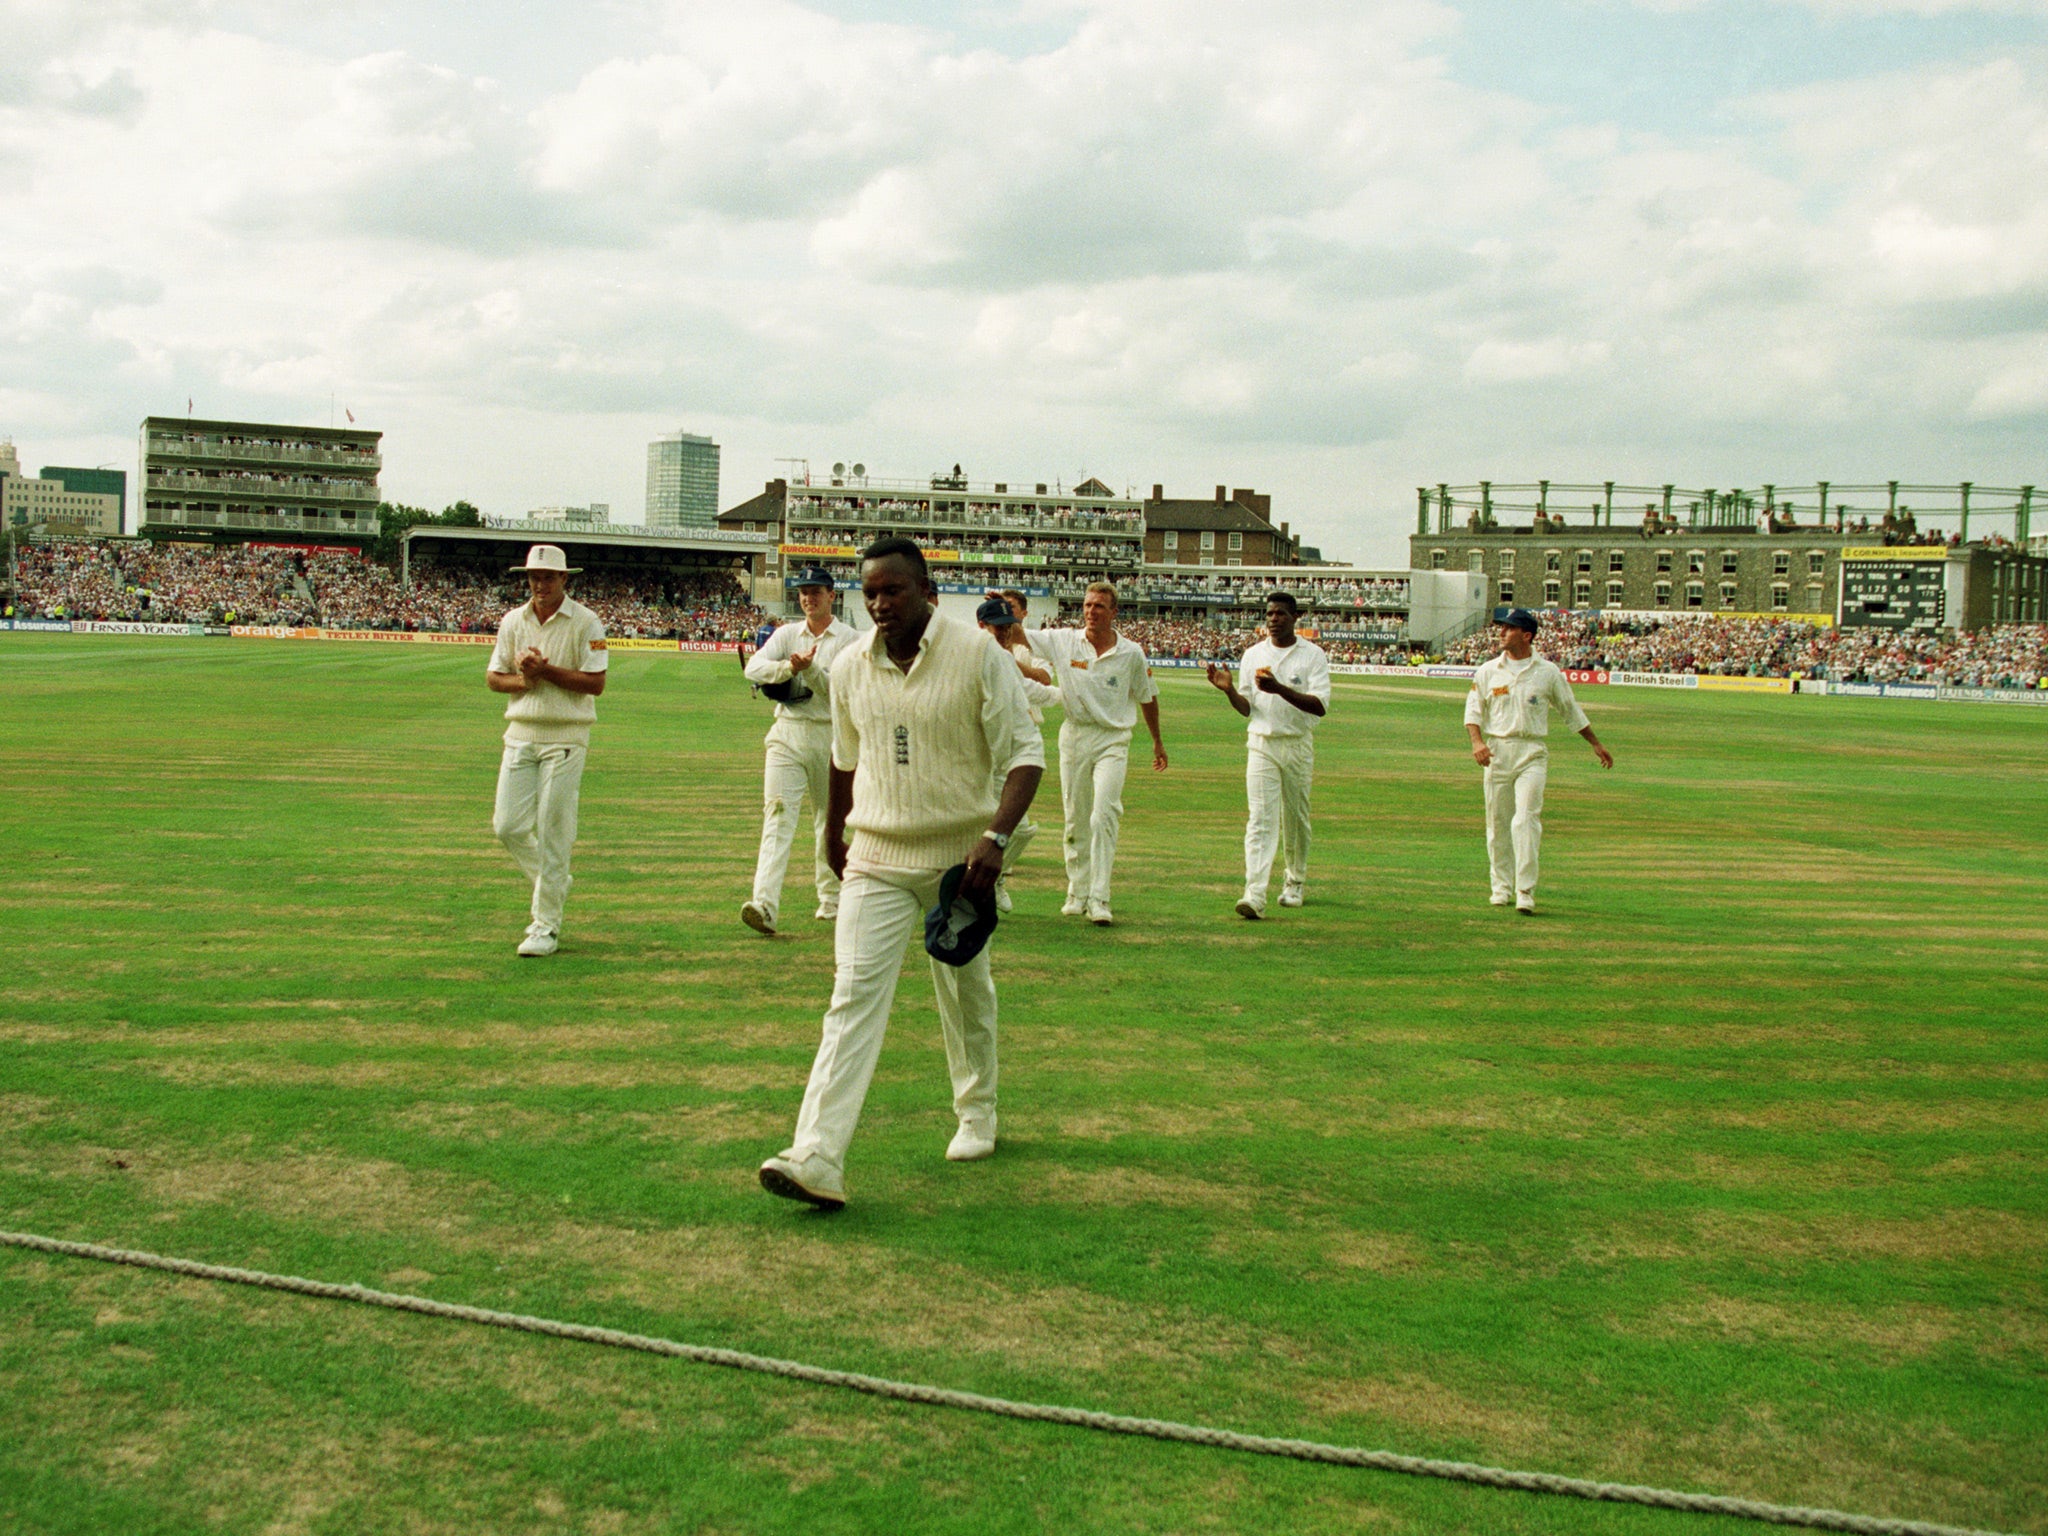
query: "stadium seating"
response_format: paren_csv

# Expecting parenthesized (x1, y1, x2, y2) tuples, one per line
(14, 543, 766, 642)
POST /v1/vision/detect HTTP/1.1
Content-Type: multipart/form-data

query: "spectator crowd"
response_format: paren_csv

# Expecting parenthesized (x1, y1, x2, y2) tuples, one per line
(13, 541, 2044, 689)
(1438, 611, 2048, 689)
(13, 542, 765, 642)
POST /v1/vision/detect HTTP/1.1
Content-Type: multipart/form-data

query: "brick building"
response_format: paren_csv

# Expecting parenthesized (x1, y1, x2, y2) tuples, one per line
(1142, 485, 1301, 568)
(1408, 525, 2047, 629)
(1410, 523, 1854, 620)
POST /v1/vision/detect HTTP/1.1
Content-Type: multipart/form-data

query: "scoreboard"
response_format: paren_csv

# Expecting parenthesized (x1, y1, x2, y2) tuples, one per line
(1838, 549, 1948, 631)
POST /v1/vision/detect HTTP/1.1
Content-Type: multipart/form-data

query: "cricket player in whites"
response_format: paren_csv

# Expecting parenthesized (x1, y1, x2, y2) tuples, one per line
(1022, 582, 1166, 926)
(976, 596, 1059, 913)
(486, 545, 608, 957)
(1464, 608, 1613, 914)
(759, 537, 1043, 1210)
(1206, 592, 1329, 919)
(740, 565, 858, 935)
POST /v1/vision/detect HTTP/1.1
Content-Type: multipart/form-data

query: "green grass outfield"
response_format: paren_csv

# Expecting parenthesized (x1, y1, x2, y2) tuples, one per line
(1, 633, 2043, 1536)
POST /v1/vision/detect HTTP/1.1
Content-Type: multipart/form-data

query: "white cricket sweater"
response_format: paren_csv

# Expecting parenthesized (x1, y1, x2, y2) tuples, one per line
(831, 612, 1045, 871)
(487, 596, 608, 745)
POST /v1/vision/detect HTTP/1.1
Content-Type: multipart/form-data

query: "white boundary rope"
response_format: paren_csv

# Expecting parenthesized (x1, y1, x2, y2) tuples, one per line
(1, 1229, 2016, 1536)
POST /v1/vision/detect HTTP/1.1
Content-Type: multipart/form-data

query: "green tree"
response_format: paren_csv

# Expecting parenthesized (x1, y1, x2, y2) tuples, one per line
(372, 501, 435, 566)
(371, 500, 484, 566)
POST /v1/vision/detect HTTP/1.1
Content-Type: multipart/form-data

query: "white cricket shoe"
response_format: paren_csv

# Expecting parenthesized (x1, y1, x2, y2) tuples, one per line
(993, 875, 1013, 915)
(1235, 897, 1264, 920)
(758, 1150, 845, 1210)
(741, 900, 776, 936)
(517, 926, 558, 958)
(1490, 893, 1513, 907)
(1060, 894, 1088, 917)
(1516, 892, 1536, 915)
(946, 1121, 996, 1162)
(814, 904, 838, 922)
(1279, 880, 1305, 908)
(1087, 900, 1113, 926)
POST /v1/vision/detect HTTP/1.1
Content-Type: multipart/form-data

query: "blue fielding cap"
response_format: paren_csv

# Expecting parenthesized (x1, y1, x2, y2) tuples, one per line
(792, 565, 836, 588)
(1493, 606, 1540, 633)
(975, 597, 1016, 626)
(925, 863, 998, 968)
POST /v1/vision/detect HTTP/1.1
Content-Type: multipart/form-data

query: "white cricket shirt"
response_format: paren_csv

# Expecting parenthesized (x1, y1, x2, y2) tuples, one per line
(1023, 627, 1156, 732)
(744, 616, 857, 724)
(1237, 637, 1331, 740)
(1464, 653, 1590, 740)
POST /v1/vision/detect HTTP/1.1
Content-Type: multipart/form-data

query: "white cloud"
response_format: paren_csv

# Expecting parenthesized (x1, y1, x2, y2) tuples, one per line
(1464, 337, 1613, 383)
(0, 0, 2043, 558)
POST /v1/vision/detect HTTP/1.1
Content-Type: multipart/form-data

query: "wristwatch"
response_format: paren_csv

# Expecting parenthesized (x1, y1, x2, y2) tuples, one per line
(983, 829, 1011, 849)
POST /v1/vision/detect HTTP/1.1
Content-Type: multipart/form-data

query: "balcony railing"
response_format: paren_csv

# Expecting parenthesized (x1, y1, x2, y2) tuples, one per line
(147, 472, 378, 503)
(786, 501, 1145, 537)
(789, 472, 1135, 503)
(140, 506, 376, 536)
(146, 437, 382, 471)
(479, 517, 771, 544)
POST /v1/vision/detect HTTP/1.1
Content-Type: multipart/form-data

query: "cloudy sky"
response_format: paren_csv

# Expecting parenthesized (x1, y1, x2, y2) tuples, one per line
(4, 0, 2045, 564)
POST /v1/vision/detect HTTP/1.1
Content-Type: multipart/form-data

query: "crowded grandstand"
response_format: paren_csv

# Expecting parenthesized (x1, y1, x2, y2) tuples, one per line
(11, 541, 768, 643)
(10, 538, 2045, 687)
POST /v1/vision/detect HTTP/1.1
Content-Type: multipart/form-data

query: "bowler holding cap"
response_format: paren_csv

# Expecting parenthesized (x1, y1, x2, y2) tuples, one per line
(1463, 608, 1612, 914)
(739, 565, 859, 935)
(759, 538, 1043, 1211)
(486, 545, 608, 956)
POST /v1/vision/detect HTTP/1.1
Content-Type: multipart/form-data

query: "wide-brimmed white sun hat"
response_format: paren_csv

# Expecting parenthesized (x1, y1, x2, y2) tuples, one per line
(509, 544, 581, 574)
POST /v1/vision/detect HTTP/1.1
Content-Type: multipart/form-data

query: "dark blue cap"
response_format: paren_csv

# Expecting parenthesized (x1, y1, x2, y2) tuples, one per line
(793, 565, 835, 588)
(975, 597, 1016, 626)
(1494, 606, 1540, 633)
(925, 863, 998, 967)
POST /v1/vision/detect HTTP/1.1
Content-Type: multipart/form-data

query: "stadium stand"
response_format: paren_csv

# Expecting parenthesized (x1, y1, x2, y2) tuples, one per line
(14, 541, 2044, 685)
(14, 542, 767, 641)
(1437, 612, 2048, 688)
(14, 541, 314, 625)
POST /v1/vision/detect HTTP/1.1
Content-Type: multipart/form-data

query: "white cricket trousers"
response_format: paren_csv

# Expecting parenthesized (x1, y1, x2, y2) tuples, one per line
(1245, 734, 1314, 900)
(751, 719, 840, 919)
(1058, 720, 1131, 904)
(493, 741, 586, 932)
(788, 866, 998, 1177)
(1482, 735, 1548, 901)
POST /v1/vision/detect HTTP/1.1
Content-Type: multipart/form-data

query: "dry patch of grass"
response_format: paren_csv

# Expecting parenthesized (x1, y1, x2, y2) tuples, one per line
(1015, 1164, 1258, 1213)
(0, 1092, 59, 1126)
(1305, 1372, 1554, 1462)
(1325, 1230, 1427, 1274)
(1710, 1099, 2046, 1135)
(1584, 1206, 2048, 1269)
(1641, 1294, 1962, 1359)
(540, 1214, 1246, 1378)
(130, 1150, 482, 1244)
(1055, 1104, 1259, 1141)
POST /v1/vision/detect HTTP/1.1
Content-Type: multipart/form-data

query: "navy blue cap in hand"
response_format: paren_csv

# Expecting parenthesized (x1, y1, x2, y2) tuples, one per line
(925, 864, 998, 967)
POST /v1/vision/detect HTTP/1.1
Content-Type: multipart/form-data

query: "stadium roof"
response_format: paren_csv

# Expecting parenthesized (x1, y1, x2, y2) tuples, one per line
(1143, 499, 1280, 533)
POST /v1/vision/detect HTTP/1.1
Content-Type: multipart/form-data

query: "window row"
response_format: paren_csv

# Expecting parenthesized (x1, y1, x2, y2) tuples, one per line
(1499, 580, 1831, 612)
(1437, 547, 1838, 577)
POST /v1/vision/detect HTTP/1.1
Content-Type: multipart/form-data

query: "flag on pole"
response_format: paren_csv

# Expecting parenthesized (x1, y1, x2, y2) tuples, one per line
(345, 408, 355, 423)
